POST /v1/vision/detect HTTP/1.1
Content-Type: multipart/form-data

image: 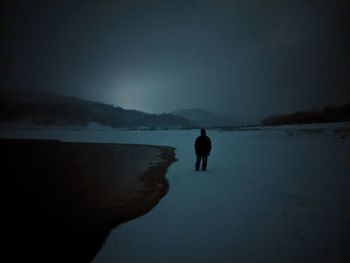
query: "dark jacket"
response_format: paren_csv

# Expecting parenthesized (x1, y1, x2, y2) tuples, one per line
(195, 135, 212, 155)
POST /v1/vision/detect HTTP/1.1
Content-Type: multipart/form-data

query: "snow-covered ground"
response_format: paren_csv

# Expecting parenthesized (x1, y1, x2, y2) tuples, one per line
(1, 123, 349, 263)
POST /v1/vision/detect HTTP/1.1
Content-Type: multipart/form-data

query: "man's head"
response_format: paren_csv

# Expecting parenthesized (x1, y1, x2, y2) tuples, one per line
(201, 128, 206, 136)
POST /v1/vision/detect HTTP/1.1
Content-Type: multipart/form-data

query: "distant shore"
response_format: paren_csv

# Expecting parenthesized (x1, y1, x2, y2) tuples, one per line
(2, 139, 176, 262)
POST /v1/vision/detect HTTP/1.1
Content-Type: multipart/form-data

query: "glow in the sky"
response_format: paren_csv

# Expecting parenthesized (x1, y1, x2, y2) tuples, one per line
(2, 0, 349, 123)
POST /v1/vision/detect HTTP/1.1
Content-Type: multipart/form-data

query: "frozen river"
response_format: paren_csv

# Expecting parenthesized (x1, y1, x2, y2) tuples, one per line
(1, 123, 349, 262)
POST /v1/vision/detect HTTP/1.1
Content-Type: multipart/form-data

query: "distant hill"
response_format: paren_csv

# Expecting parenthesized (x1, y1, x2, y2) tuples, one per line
(262, 103, 350, 126)
(171, 108, 235, 128)
(0, 89, 192, 129)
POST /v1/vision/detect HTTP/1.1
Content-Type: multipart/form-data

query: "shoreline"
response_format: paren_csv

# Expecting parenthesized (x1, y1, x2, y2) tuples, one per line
(2, 138, 176, 262)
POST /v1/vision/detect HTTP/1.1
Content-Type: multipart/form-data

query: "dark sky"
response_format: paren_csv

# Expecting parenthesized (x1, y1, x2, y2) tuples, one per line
(2, 0, 349, 123)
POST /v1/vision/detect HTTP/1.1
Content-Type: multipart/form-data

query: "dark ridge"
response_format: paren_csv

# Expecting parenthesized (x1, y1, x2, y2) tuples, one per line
(0, 89, 192, 129)
(262, 103, 350, 126)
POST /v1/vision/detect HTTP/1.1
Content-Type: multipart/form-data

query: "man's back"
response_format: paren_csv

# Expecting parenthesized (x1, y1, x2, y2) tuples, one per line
(194, 129, 212, 171)
(195, 135, 211, 155)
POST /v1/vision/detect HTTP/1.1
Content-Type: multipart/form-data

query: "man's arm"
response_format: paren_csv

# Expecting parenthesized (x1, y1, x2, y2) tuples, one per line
(208, 138, 212, 155)
(194, 138, 199, 155)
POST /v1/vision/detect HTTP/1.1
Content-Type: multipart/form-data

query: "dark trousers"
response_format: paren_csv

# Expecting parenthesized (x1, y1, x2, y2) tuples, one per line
(195, 154, 208, 171)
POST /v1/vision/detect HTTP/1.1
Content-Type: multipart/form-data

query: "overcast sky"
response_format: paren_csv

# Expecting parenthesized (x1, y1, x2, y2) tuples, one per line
(2, 0, 349, 123)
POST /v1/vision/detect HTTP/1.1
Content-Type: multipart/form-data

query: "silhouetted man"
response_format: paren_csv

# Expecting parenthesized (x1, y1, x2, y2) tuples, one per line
(194, 128, 212, 171)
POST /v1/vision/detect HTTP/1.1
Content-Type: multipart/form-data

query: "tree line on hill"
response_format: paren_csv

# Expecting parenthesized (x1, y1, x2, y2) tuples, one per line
(262, 103, 350, 126)
(0, 89, 192, 129)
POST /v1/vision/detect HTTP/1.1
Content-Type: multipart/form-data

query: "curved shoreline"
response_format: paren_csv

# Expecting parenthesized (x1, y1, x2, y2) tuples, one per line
(2, 139, 176, 262)
(113, 146, 177, 225)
